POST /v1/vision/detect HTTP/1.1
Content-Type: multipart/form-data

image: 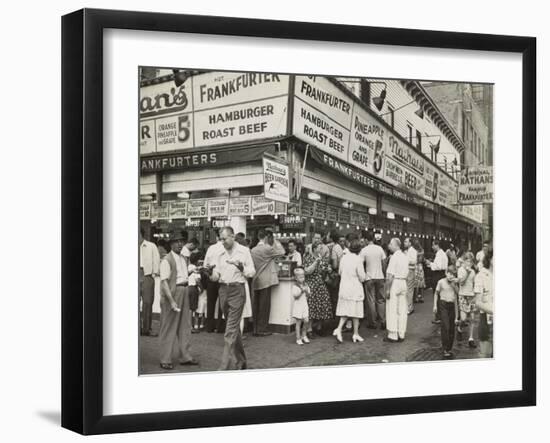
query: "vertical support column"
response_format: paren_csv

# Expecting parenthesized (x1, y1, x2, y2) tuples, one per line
(230, 216, 247, 236)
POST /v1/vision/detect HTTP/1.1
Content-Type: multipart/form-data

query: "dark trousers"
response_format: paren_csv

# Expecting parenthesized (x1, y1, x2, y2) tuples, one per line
(328, 276, 341, 316)
(439, 299, 456, 352)
(159, 286, 193, 364)
(140, 275, 155, 334)
(432, 271, 446, 321)
(364, 279, 386, 327)
(253, 286, 272, 333)
(206, 281, 225, 332)
(218, 284, 246, 370)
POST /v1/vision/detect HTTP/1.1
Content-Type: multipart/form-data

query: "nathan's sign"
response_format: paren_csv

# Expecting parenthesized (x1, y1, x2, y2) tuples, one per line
(262, 156, 290, 203)
(140, 72, 289, 154)
(458, 167, 493, 204)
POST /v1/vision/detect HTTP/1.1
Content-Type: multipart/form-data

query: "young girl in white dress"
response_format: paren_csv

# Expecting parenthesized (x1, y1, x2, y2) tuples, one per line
(292, 268, 310, 345)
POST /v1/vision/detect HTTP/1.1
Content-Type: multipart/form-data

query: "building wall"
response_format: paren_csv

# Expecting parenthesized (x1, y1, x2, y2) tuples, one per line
(360, 79, 462, 178)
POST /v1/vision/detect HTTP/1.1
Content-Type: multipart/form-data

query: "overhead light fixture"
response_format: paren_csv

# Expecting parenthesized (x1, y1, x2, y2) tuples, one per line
(250, 214, 254, 220)
(372, 88, 387, 111)
(140, 194, 154, 202)
(346, 224, 350, 229)
(177, 192, 190, 199)
(307, 191, 321, 201)
(150, 218, 157, 224)
(274, 214, 278, 220)
(342, 201, 354, 209)
(368, 207, 377, 215)
(230, 189, 241, 197)
(414, 107, 424, 119)
(310, 218, 314, 223)
(323, 220, 327, 226)
(387, 212, 395, 220)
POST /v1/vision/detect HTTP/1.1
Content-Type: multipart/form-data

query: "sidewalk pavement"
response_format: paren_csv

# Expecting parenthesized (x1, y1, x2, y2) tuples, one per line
(139, 288, 483, 375)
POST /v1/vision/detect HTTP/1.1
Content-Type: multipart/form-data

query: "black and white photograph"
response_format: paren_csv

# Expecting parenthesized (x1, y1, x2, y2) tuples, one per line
(138, 68, 494, 374)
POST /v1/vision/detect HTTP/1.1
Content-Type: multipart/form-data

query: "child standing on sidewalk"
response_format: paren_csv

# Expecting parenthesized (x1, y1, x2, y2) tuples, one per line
(188, 252, 206, 332)
(457, 253, 477, 348)
(433, 265, 460, 359)
(292, 268, 310, 346)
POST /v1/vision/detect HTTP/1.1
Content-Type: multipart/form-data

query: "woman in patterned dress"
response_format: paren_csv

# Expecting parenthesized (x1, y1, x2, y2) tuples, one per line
(304, 241, 333, 335)
(413, 239, 426, 303)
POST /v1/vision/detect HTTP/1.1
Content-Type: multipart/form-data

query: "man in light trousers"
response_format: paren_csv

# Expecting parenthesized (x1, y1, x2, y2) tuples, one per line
(210, 227, 256, 370)
(404, 237, 418, 315)
(384, 238, 410, 343)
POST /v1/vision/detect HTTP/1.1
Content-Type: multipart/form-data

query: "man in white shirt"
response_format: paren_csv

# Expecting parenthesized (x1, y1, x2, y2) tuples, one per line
(158, 231, 198, 369)
(404, 238, 418, 315)
(426, 240, 449, 324)
(287, 239, 302, 266)
(210, 227, 256, 370)
(384, 238, 410, 342)
(204, 231, 225, 333)
(139, 228, 160, 336)
(181, 236, 199, 265)
(360, 231, 387, 329)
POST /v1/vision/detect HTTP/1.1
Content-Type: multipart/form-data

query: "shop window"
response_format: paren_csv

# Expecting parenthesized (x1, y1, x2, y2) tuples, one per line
(415, 130, 422, 151)
(407, 124, 413, 144)
(387, 104, 395, 128)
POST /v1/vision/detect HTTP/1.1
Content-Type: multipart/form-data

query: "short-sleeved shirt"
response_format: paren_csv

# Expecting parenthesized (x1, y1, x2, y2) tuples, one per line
(406, 247, 418, 270)
(457, 266, 475, 296)
(386, 249, 409, 279)
(160, 251, 188, 284)
(211, 243, 255, 284)
(436, 278, 458, 303)
(288, 251, 302, 266)
(430, 249, 449, 271)
(360, 244, 387, 280)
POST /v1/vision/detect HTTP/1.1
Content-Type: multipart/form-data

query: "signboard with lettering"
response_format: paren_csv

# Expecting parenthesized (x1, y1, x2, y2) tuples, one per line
(186, 200, 207, 218)
(139, 202, 151, 220)
(169, 200, 188, 219)
(348, 104, 385, 177)
(251, 196, 277, 215)
(262, 156, 290, 203)
(207, 198, 229, 217)
(300, 199, 315, 217)
(327, 205, 339, 222)
(338, 208, 351, 224)
(458, 166, 493, 204)
(313, 202, 327, 219)
(151, 201, 171, 219)
(228, 196, 252, 216)
(140, 72, 289, 154)
(293, 76, 353, 162)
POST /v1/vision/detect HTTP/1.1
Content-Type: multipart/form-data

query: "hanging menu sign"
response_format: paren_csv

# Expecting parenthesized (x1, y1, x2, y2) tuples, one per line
(251, 196, 276, 215)
(169, 200, 188, 219)
(207, 198, 229, 217)
(301, 199, 315, 217)
(313, 202, 327, 219)
(151, 201, 171, 219)
(327, 205, 339, 222)
(186, 200, 207, 218)
(228, 196, 252, 216)
(338, 208, 351, 223)
(140, 202, 151, 219)
(262, 156, 290, 203)
(458, 166, 493, 204)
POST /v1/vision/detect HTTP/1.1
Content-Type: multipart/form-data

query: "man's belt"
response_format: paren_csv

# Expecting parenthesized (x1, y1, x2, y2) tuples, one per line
(176, 282, 188, 287)
(219, 282, 244, 286)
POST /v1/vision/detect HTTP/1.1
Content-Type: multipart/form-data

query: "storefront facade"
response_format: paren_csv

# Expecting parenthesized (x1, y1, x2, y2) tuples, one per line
(139, 71, 483, 254)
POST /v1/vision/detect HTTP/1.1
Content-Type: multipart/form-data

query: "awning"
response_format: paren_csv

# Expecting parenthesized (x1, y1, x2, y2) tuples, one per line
(140, 143, 278, 174)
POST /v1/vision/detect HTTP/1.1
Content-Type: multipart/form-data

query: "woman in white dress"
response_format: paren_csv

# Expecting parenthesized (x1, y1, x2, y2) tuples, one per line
(333, 239, 367, 343)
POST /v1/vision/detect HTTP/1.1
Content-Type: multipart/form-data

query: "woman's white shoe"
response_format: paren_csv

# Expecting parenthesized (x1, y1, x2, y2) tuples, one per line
(296, 339, 304, 345)
(352, 334, 364, 343)
(333, 329, 343, 343)
(302, 336, 310, 344)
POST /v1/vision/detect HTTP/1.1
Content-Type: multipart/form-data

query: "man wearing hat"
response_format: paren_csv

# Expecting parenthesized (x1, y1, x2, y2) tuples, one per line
(158, 230, 198, 370)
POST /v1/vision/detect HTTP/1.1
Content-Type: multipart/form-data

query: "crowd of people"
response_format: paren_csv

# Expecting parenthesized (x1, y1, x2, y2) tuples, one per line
(139, 226, 494, 371)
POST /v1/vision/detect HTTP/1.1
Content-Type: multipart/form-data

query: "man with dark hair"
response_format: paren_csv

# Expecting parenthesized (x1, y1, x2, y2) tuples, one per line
(209, 226, 256, 370)
(251, 229, 285, 336)
(158, 231, 198, 369)
(476, 240, 491, 270)
(139, 227, 160, 336)
(181, 237, 199, 265)
(287, 239, 302, 266)
(360, 231, 387, 329)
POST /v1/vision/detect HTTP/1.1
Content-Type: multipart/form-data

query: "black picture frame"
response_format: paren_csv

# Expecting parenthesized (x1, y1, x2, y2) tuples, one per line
(62, 8, 536, 435)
